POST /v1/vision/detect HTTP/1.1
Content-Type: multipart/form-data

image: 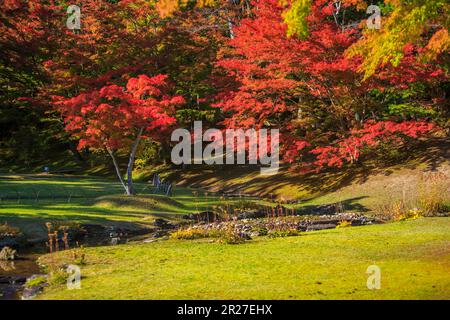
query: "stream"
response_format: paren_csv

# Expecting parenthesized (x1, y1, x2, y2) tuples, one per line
(0, 250, 42, 300)
(0, 224, 160, 300)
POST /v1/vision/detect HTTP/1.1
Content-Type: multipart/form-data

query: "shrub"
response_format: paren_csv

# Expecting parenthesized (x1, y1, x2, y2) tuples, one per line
(212, 204, 230, 221)
(375, 200, 424, 221)
(48, 268, 69, 286)
(170, 227, 223, 240)
(219, 225, 247, 245)
(374, 171, 449, 221)
(375, 200, 408, 221)
(336, 220, 352, 229)
(25, 276, 47, 288)
(251, 226, 268, 236)
(171, 225, 249, 244)
(403, 208, 423, 221)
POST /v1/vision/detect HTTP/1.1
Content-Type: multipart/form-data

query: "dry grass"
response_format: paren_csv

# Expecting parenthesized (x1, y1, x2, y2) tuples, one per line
(417, 172, 450, 215)
(374, 171, 449, 221)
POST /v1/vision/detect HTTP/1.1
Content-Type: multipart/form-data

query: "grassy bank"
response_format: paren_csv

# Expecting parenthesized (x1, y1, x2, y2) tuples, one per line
(168, 160, 450, 212)
(38, 218, 450, 300)
(0, 174, 266, 239)
(1, 169, 449, 239)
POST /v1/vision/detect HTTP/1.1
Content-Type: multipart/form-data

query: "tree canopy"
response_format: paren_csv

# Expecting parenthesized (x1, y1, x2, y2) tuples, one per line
(0, 0, 448, 181)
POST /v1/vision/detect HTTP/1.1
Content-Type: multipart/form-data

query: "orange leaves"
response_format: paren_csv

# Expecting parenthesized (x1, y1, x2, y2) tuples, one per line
(346, 0, 449, 79)
(155, 0, 182, 18)
(422, 28, 450, 62)
(155, 0, 217, 17)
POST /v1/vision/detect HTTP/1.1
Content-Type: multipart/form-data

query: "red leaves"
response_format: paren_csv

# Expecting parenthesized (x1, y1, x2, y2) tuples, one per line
(307, 121, 435, 171)
(215, 0, 444, 173)
(54, 75, 183, 151)
(3, 0, 22, 11)
(215, 0, 363, 130)
(126, 74, 169, 98)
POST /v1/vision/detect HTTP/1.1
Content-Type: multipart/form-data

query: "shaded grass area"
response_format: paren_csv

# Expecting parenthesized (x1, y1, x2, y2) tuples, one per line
(0, 174, 137, 200)
(1, 155, 448, 239)
(38, 218, 450, 300)
(156, 138, 450, 207)
(166, 158, 450, 212)
(0, 174, 266, 239)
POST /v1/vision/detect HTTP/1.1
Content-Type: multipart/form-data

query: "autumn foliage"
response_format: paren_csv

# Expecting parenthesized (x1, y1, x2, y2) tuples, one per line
(1, 0, 448, 183)
(214, 0, 446, 171)
(54, 74, 184, 194)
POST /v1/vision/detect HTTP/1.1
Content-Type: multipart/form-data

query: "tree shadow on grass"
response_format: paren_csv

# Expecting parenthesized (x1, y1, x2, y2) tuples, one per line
(0, 200, 186, 239)
(299, 196, 370, 214)
(171, 137, 449, 202)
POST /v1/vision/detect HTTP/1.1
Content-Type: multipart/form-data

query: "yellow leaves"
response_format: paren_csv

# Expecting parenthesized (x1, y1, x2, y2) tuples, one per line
(89, 54, 99, 62)
(281, 0, 367, 38)
(281, 0, 312, 38)
(346, 0, 450, 80)
(280, 0, 448, 79)
(155, 0, 217, 18)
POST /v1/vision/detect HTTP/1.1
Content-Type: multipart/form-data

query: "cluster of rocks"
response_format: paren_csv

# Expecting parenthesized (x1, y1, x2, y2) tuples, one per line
(183, 209, 268, 222)
(0, 246, 16, 261)
(21, 275, 49, 300)
(187, 212, 377, 237)
(182, 202, 364, 223)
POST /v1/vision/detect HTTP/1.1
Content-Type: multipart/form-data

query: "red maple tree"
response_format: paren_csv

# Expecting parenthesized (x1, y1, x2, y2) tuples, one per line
(214, 0, 445, 171)
(54, 75, 184, 195)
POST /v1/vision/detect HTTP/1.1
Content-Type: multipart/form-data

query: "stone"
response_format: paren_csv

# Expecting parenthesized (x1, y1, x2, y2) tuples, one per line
(306, 224, 337, 231)
(22, 285, 43, 300)
(21, 274, 48, 300)
(0, 246, 16, 261)
(153, 218, 174, 229)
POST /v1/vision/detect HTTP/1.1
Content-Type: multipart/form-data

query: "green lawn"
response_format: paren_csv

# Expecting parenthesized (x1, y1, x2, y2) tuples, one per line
(38, 218, 450, 300)
(0, 174, 266, 239)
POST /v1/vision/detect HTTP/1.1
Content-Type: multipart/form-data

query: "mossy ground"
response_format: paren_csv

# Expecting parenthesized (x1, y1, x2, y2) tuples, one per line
(38, 218, 450, 300)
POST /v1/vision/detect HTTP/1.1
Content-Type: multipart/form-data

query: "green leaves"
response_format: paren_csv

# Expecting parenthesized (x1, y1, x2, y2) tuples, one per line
(282, 0, 312, 38)
(388, 103, 437, 119)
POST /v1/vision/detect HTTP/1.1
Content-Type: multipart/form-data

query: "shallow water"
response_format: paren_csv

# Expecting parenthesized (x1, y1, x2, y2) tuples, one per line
(0, 253, 41, 300)
(0, 229, 154, 300)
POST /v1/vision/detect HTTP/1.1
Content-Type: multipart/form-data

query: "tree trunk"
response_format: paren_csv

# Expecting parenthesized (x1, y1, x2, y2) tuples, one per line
(125, 127, 144, 196)
(105, 127, 144, 196)
(106, 147, 129, 195)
